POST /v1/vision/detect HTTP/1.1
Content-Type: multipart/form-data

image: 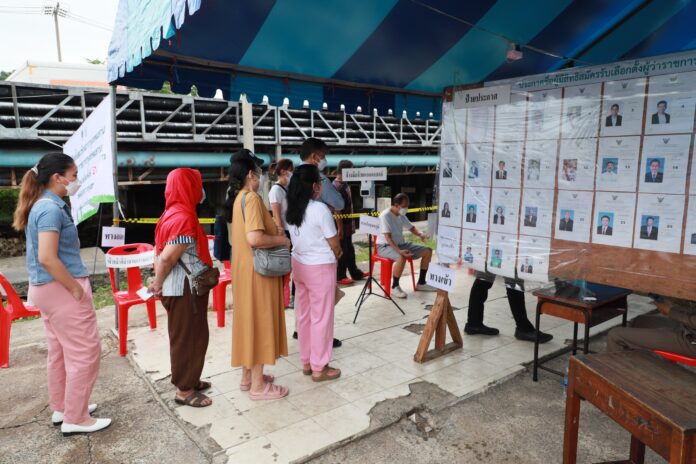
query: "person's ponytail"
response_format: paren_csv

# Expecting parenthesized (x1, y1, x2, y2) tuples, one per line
(12, 152, 75, 231)
(286, 164, 320, 227)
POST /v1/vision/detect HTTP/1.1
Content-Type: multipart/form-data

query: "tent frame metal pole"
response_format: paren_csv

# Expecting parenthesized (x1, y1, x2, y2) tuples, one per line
(110, 84, 120, 330)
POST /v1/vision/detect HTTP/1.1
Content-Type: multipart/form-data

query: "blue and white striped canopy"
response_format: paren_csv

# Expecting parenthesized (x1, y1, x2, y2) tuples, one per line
(108, 0, 696, 117)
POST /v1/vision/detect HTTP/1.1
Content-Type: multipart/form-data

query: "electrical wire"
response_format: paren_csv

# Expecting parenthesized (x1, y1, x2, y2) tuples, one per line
(408, 0, 596, 66)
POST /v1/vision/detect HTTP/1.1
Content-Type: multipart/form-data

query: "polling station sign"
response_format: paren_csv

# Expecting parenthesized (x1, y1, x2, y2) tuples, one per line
(63, 97, 115, 224)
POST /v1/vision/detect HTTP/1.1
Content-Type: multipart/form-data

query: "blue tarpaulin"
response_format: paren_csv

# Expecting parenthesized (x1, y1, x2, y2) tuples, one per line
(108, 0, 696, 116)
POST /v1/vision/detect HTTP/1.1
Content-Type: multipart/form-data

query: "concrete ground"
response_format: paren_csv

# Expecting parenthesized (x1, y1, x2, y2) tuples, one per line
(311, 336, 664, 464)
(0, 308, 210, 464)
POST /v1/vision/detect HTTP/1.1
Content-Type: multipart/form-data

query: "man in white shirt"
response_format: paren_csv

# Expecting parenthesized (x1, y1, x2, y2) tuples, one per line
(601, 160, 618, 182)
(377, 193, 436, 298)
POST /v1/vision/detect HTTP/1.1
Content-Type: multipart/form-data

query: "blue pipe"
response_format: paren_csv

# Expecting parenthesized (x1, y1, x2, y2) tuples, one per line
(0, 150, 439, 168)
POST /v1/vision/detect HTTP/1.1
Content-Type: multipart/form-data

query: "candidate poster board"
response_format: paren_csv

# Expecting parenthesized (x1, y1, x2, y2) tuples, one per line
(441, 51, 696, 298)
(63, 97, 116, 224)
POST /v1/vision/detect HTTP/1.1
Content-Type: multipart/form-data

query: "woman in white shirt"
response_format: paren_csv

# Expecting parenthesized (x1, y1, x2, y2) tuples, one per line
(286, 164, 343, 382)
(269, 158, 295, 307)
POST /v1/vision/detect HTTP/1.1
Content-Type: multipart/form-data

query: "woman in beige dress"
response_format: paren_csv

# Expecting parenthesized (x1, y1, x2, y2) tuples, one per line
(227, 149, 291, 400)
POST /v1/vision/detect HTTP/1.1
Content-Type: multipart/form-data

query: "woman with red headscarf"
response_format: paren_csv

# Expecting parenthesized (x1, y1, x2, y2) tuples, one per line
(149, 168, 214, 407)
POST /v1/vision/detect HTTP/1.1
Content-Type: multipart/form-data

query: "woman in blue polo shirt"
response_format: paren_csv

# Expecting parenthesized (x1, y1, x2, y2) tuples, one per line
(13, 152, 110, 436)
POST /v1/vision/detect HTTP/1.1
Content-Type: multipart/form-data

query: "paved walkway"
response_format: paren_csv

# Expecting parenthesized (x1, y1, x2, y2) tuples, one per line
(1, 247, 107, 284)
(126, 269, 654, 464)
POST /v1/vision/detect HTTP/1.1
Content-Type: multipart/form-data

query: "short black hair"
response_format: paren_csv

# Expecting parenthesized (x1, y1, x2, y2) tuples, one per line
(647, 216, 654, 222)
(393, 193, 409, 206)
(601, 215, 610, 221)
(300, 137, 328, 160)
(337, 159, 354, 174)
(611, 103, 619, 110)
(657, 100, 667, 107)
(650, 159, 660, 165)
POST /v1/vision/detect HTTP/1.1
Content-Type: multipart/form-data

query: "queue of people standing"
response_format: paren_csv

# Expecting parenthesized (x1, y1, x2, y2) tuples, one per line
(13, 138, 437, 434)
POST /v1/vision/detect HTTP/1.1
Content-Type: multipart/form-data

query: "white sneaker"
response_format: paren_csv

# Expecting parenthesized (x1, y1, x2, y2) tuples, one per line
(52, 404, 98, 425)
(61, 417, 112, 436)
(391, 286, 407, 299)
(416, 283, 437, 292)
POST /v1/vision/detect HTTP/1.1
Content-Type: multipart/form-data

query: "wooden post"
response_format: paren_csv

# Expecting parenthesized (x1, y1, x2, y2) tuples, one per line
(413, 290, 463, 363)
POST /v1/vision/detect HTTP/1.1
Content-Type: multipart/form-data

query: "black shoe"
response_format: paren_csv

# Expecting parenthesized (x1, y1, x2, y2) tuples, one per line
(515, 328, 553, 344)
(464, 324, 500, 336)
(333, 338, 342, 348)
(292, 331, 298, 340)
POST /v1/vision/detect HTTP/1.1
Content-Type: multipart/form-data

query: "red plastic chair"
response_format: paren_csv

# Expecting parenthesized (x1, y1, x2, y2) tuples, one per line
(207, 235, 232, 327)
(0, 272, 41, 368)
(106, 244, 157, 356)
(370, 236, 416, 298)
(654, 350, 696, 367)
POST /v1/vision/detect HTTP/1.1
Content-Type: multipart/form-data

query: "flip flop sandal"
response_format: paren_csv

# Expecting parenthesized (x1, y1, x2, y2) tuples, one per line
(195, 380, 212, 391)
(249, 382, 289, 401)
(312, 365, 341, 382)
(239, 374, 275, 391)
(174, 391, 213, 408)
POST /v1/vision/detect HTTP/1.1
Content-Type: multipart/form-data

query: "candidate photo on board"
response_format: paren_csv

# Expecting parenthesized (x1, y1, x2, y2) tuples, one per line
(605, 103, 623, 127)
(561, 158, 578, 182)
(493, 206, 505, 225)
(442, 161, 453, 178)
(463, 246, 474, 263)
(559, 209, 574, 232)
(527, 159, 541, 181)
(644, 158, 664, 183)
(523, 206, 538, 227)
(489, 249, 502, 268)
(441, 202, 451, 218)
(639, 215, 659, 240)
(465, 204, 477, 223)
(651, 100, 671, 124)
(495, 160, 507, 180)
(596, 212, 614, 236)
(519, 257, 533, 274)
(468, 160, 479, 179)
(601, 158, 618, 182)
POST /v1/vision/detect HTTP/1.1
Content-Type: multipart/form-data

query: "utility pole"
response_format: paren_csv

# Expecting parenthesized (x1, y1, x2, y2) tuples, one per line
(44, 2, 67, 62)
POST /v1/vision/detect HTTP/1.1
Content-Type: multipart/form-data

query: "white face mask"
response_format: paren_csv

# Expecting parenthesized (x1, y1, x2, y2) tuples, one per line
(399, 208, 408, 216)
(200, 188, 206, 204)
(286, 172, 293, 183)
(317, 158, 327, 171)
(64, 177, 81, 196)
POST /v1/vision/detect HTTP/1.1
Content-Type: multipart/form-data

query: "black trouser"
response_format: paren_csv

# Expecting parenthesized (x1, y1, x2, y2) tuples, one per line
(337, 233, 362, 280)
(467, 276, 534, 331)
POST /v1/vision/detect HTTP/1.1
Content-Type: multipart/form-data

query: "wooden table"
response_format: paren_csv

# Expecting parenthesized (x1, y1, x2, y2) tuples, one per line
(532, 283, 631, 381)
(564, 351, 696, 463)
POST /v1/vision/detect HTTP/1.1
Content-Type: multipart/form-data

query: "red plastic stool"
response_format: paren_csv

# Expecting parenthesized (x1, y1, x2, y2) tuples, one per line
(0, 272, 41, 368)
(213, 260, 231, 327)
(653, 350, 696, 367)
(370, 236, 416, 298)
(106, 244, 157, 356)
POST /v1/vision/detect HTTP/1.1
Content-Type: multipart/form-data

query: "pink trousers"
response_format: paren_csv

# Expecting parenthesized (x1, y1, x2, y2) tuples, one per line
(28, 277, 101, 424)
(292, 259, 337, 372)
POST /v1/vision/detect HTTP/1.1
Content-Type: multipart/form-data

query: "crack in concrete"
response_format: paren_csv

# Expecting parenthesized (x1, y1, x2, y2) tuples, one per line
(87, 434, 94, 464)
(0, 404, 50, 431)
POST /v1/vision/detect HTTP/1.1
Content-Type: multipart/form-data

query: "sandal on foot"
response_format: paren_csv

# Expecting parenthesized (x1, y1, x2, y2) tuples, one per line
(174, 391, 212, 408)
(195, 380, 212, 391)
(239, 374, 275, 391)
(249, 382, 289, 401)
(302, 364, 312, 376)
(312, 365, 341, 382)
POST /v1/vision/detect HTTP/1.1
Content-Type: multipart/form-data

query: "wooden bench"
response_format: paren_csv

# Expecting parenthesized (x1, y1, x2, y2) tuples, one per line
(564, 351, 696, 463)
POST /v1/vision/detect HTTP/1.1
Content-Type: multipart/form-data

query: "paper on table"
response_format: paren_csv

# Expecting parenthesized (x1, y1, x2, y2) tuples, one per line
(644, 71, 696, 135)
(595, 136, 640, 193)
(461, 229, 487, 273)
(600, 78, 647, 137)
(487, 232, 517, 278)
(633, 193, 684, 253)
(558, 138, 597, 191)
(555, 190, 594, 243)
(519, 188, 555, 238)
(489, 188, 521, 235)
(492, 141, 523, 188)
(523, 139, 558, 190)
(462, 185, 491, 232)
(526, 88, 562, 141)
(561, 83, 601, 139)
(591, 192, 637, 248)
(440, 143, 465, 186)
(438, 184, 464, 228)
(639, 134, 690, 195)
(465, 142, 494, 188)
(517, 235, 551, 283)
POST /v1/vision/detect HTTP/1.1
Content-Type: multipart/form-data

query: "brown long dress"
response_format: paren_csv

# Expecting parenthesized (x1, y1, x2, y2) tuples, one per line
(230, 190, 288, 367)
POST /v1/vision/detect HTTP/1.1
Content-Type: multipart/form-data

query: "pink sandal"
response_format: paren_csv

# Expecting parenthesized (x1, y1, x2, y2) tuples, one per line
(240, 374, 275, 391)
(249, 382, 289, 401)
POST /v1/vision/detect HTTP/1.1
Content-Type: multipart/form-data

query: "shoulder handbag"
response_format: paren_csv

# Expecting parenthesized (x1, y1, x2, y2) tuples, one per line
(242, 192, 292, 276)
(178, 256, 220, 303)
